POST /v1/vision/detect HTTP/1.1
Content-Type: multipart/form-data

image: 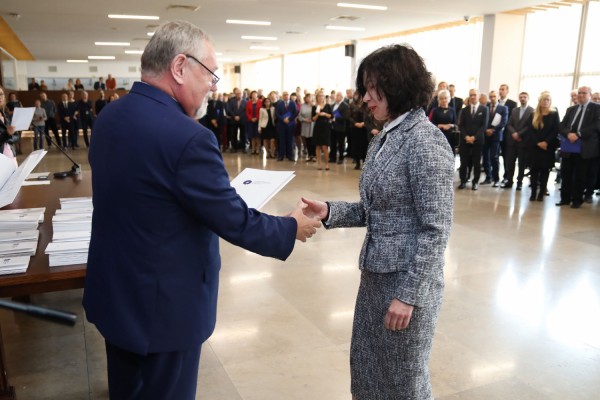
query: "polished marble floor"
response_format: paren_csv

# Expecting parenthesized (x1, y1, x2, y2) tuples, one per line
(2, 140, 600, 399)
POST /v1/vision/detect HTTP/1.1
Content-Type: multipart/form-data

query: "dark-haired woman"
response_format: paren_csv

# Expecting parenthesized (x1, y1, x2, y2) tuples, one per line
(246, 91, 262, 155)
(0, 86, 18, 165)
(302, 44, 454, 399)
(312, 91, 332, 170)
(348, 93, 370, 170)
(258, 98, 277, 158)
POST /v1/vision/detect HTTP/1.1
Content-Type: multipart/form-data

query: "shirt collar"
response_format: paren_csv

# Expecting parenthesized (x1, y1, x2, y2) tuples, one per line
(381, 111, 410, 135)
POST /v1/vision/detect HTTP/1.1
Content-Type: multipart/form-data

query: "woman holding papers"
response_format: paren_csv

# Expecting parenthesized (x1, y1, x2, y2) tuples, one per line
(526, 91, 560, 202)
(311, 91, 332, 170)
(0, 86, 18, 163)
(302, 45, 454, 400)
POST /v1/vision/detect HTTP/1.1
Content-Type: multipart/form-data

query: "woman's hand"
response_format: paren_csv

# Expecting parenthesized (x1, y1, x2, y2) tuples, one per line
(537, 141, 548, 150)
(384, 298, 414, 331)
(300, 197, 328, 220)
(7, 125, 16, 135)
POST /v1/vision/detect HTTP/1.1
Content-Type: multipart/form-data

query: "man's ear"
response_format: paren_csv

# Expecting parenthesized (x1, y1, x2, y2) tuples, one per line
(171, 54, 186, 85)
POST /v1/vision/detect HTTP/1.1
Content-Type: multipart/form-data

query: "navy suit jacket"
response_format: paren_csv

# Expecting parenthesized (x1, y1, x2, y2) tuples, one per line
(83, 82, 297, 355)
(275, 100, 297, 130)
(459, 104, 489, 145)
(486, 103, 508, 142)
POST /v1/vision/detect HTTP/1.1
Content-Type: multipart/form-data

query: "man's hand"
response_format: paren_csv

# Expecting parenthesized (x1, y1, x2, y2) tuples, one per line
(512, 132, 521, 142)
(384, 299, 414, 331)
(537, 141, 548, 151)
(567, 132, 579, 143)
(300, 197, 328, 220)
(485, 128, 494, 136)
(290, 202, 321, 242)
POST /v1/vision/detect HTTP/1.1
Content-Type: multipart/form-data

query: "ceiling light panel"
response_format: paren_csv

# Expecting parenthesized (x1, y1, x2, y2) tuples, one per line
(337, 3, 387, 10)
(95, 42, 130, 46)
(108, 14, 160, 20)
(326, 25, 366, 31)
(241, 35, 278, 41)
(226, 19, 271, 26)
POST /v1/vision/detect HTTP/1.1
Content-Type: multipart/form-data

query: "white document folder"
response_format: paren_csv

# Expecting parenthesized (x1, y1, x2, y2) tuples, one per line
(230, 168, 295, 210)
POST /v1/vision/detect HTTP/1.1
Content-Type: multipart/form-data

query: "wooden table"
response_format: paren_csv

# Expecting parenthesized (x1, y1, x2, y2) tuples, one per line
(0, 175, 91, 399)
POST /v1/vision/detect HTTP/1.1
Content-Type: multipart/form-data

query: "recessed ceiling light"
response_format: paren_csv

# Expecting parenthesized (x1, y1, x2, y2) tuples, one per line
(67, 59, 88, 63)
(326, 25, 366, 31)
(217, 58, 233, 62)
(108, 14, 159, 20)
(95, 42, 130, 46)
(125, 50, 144, 55)
(241, 35, 277, 41)
(337, 2, 387, 11)
(226, 19, 271, 26)
(147, 32, 155, 36)
(88, 56, 116, 60)
(249, 45, 279, 50)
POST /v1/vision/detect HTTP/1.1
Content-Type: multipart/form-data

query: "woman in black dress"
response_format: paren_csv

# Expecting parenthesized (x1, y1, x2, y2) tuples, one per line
(312, 91, 332, 170)
(526, 91, 560, 202)
(348, 93, 370, 170)
(258, 98, 277, 158)
(0, 86, 18, 163)
(429, 89, 457, 151)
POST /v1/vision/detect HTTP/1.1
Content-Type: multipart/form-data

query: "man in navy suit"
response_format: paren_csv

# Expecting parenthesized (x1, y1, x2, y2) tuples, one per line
(57, 92, 76, 149)
(481, 90, 508, 187)
(275, 91, 297, 161)
(83, 20, 320, 400)
(227, 88, 246, 152)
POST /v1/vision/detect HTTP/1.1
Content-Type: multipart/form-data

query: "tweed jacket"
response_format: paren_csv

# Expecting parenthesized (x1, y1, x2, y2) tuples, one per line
(326, 108, 454, 307)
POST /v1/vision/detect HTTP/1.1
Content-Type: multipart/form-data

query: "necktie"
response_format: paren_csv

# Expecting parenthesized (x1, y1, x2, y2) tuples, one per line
(491, 105, 495, 116)
(471, 105, 475, 116)
(571, 105, 583, 132)
(64, 102, 67, 109)
(519, 107, 525, 119)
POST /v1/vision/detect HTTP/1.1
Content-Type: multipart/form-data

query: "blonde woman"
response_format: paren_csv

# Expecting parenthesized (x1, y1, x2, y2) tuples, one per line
(526, 91, 560, 201)
(311, 91, 332, 170)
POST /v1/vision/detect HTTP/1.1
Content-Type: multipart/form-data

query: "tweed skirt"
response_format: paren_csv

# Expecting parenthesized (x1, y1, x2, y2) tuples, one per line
(350, 270, 441, 400)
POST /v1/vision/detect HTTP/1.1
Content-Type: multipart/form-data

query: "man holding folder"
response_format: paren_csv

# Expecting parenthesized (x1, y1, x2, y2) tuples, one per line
(83, 20, 320, 400)
(275, 91, 297, 161)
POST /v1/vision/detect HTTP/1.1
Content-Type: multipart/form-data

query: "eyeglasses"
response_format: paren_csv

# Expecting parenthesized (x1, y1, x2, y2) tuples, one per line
(185, 54, 219, 87)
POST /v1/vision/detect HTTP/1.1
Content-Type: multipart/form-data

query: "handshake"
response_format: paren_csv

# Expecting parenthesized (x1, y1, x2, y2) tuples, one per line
(289, 197, 329, 242)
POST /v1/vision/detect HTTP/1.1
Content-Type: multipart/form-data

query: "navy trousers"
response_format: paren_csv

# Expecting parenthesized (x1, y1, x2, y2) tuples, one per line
(105, 341, 201, 400)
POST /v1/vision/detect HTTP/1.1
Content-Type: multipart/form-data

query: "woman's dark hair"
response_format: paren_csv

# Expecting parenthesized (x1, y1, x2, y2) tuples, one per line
(262, 98, 271, 108)
(356, 44, 434, 119)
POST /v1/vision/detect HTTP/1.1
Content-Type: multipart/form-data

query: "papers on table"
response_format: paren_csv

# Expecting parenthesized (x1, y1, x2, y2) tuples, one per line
(0, 230, 39, 243)
(44, 197, 92, 267)
(0, 150, 47, 208)
(0, 241, 37, 257)
(230, 168, 295, 210)
(0, 256, 30, 275)
(0, 208, 45, 231)
(10, 107, 35, 131)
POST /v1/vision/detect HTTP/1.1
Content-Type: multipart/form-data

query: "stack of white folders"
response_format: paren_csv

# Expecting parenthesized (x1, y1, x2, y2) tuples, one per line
(0, 229, 40, 275)
(45, 240, 89, 267)
(0, 207, 45, 231)
(45, 197, 93, 267)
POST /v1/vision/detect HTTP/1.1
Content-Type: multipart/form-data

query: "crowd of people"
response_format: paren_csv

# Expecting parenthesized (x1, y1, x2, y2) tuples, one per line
(429, 81, 600, 208)
(9, 73, 600, 209)
(27, 74, 118, 92)
(199, 86, 380, 170)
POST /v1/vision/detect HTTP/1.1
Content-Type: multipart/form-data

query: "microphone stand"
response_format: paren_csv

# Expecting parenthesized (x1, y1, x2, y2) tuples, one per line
(0, 299, 77, 326)
(44, 133, 81, 178)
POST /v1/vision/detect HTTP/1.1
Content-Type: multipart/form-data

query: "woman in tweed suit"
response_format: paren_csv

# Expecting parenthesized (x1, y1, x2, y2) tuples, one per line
(303, 45, 454, 399)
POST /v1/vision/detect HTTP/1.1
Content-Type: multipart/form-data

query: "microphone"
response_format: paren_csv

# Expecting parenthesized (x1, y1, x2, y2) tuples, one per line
(0, 299, 77, 326)
(44, 133, 82, 178)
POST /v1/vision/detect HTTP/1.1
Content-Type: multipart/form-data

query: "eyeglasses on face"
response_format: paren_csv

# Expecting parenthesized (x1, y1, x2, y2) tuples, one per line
(185, 54, 219, 87)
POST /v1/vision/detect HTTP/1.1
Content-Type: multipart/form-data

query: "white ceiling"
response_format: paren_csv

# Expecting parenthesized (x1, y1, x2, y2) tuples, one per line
(4, 0, 544, 63)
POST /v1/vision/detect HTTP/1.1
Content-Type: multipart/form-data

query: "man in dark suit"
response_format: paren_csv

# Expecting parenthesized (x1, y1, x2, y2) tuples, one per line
(57, 92, 76, 149)
(275, 91, 297, 161)
(498, 84, 518, 183)
(482, 90, 508, 186)
(558, 86, 600, 208)
(93, 77, 106, 91)
(40, 92, 61, 147)
(331, 92, 350, 164)
(458, 89, 489, 190)
(205, 92, 223, 149)
(83, 21, 320, 400)
(448, 84, 464, 118)
(227, 88, 246, 152)
(503, 92, 534, 190)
